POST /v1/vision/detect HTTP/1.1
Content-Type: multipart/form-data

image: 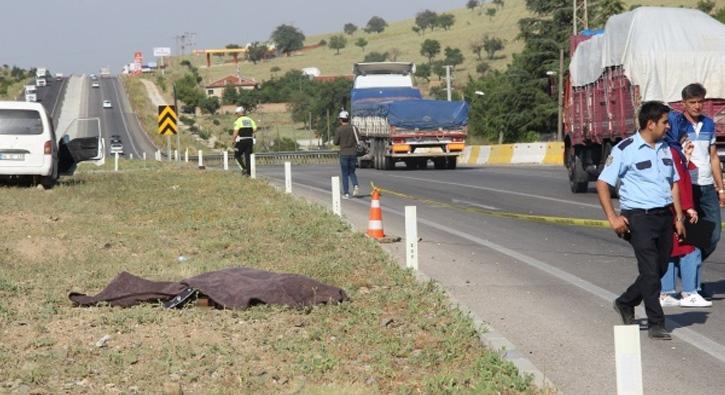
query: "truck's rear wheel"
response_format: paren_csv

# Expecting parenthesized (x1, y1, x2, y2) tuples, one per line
(433, 158, 446, 169)
(446, 157, 457, 169)
(569, 155, 588, 193)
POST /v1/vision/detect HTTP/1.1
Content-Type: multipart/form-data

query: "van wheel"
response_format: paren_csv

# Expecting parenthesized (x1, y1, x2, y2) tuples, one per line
(39, 165, 58, 190)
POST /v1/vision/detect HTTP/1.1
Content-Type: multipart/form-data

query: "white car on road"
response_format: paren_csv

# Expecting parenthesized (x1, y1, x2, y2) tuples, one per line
(102, 100, 112, 109)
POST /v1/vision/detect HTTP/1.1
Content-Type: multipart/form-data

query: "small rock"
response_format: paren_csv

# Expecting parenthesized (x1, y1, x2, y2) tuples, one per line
(75, 378, 90, 387)
(102, 242, 112, 249)
(95, 335, 111, 348)
(380, 318, 395, 327)
(162, 382, 183, 395)
(128, 386, 139, 393)
(365, 376, 377, 385)
(358, 287, 370, 294)
(169, 373, 181, 382)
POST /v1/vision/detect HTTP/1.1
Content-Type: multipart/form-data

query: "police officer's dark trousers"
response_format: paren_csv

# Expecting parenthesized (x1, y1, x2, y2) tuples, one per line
(618, 206, 673, 327)
(234, 139, 253, 176)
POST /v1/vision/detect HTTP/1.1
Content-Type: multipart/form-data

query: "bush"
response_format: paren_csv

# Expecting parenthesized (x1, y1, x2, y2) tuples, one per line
(270, 137, 298, 151)
(180, 115, 195, 126)
(212, 119, 220, 126)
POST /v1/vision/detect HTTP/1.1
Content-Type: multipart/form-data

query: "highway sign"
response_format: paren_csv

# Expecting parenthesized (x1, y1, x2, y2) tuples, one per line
(158, 105, 177, 135)
(154, 47, 171, 57)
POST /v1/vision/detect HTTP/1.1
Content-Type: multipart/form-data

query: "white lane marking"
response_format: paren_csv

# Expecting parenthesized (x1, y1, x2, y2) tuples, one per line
(110, 77, 140, 156)
(451, 198, 498, 210)
(383, 173, 602, 209)
(265, 175, 725, 364)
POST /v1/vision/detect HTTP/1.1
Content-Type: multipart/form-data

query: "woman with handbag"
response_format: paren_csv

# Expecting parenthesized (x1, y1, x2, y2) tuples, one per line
(333, 110, 360, 199)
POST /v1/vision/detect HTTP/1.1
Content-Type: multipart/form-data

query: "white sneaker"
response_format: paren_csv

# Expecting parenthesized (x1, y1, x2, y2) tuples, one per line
(342, 193, 350, 200)
(352, 185, 360, 197)
(660, 294, 680, 307)
(680, 292, 712, 307)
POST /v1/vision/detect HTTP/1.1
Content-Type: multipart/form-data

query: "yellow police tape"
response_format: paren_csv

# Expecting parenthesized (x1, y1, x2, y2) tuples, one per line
(378, 186, 725, 229)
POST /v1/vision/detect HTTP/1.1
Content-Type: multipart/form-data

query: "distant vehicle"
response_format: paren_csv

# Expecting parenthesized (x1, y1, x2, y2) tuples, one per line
(36, 77, 47, 87)
(35, 68, 50, 87)
(109, 141, 124, 156)
(0, 101, 104, 189)
(90, 74, 98, 80)
(102, 100, 112, 109)
(351, 62, 468, 170)
(55, 73, 64, 80)
(91, 81, 100, 88)
(24, 85, 37, 102)
(110, 134, 121, 141)
(100, 67, 111, 76)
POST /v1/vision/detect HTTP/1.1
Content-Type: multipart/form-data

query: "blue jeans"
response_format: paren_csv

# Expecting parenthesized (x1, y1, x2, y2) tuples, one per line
(661, 248, 702, 294)
(693, 184, 721, 260)
(340, 155, 358, 195)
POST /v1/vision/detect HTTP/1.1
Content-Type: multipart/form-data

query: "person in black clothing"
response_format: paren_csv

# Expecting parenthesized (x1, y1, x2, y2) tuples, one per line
(231, 106, 257, 176)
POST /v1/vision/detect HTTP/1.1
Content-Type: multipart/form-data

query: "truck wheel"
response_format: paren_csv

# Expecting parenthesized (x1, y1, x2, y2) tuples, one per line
(405, 159, 417, 170)
(446, 157, 457, 169)
(569, 155, 588, 193)
(433, 158, 446, 169)
(384, 156, 394, 170)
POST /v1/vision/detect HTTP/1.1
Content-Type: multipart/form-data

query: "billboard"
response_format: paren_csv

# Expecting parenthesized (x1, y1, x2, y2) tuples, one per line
(153, 47, 171, 57)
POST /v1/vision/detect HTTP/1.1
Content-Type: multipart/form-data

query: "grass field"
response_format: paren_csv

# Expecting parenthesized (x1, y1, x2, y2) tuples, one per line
(0, 161, 548, 394)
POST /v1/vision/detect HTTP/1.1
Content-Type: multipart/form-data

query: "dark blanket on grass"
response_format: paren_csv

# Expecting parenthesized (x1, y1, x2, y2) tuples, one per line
(69, 267, 348, 309)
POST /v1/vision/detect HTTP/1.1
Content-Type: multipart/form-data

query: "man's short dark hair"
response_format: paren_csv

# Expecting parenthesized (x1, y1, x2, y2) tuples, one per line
(681, 83, 706, 100)
(638, 101, 670, 130)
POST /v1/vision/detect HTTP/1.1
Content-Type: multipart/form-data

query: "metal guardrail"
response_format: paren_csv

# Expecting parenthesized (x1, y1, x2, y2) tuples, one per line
(178, 150, 339, 169)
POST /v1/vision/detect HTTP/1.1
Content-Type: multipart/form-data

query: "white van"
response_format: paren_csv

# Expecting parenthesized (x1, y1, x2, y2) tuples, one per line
(0, 101, 103, 188)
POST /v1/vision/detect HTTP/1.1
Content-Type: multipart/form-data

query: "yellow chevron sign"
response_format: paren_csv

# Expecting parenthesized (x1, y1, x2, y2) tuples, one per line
(158, 105, 177, 135)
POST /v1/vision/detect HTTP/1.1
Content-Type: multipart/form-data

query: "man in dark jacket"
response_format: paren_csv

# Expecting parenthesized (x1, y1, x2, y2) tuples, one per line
(333, 110, 359, 198)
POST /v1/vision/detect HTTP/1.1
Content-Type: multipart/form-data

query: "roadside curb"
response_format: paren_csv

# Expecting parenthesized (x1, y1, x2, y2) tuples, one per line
(462, 142, 564, 166)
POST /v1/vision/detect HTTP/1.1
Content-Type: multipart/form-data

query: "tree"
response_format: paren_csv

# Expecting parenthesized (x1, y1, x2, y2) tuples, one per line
(485, 8, 497, 19)
(415, 10, 438, 32)
(328, 35, 347, 55)
(436, 13, 456, 31)
(444, 47, 465, 68)
(696, 0, 715, 14)
(365, 16, 388, 33)
(355, 37, 368, 53)
(364, 51, 388, 62)
(246, 42, 267, 64)
(412, 26, 422, 36)
(467, 0, 479, 11)
(431, 61, 446, 81)
(476, 62, 490, 75)
(715, 7, 725, 23)
(199, 96, 220, 114)
(415, 63, 431, 82)
(222, 85, 239, 105)
(271, 24, 305, 56)
(344, 23, 358, 36)
(470, 39, 484, 60)
(270, 66, 281, 77)
(420, 39, 441, 64)
(175, 73, 205, 113)
(592, 0, 625, 28)
(483, 35, 504, 59)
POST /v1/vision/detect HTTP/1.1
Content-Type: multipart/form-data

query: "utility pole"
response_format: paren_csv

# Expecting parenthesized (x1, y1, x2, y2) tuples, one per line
(572, 0, 589, 34)
(445, 65, 452, 101)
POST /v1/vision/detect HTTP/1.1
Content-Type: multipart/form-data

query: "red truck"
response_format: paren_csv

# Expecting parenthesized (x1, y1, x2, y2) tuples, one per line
(563, 7, 725, 193)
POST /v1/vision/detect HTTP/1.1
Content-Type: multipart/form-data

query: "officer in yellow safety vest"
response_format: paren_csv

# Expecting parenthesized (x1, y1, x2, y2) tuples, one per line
(231, 106, 257, 176)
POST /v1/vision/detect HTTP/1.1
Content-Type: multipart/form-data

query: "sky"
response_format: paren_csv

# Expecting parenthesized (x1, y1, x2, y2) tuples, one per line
(0, 0, 465, 75)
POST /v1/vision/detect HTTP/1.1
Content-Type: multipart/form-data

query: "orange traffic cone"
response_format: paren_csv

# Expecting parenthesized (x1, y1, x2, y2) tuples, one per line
(367, 188, 385, 239)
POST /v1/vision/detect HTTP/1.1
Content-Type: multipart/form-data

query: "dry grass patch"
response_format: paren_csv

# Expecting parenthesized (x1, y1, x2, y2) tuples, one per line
(0, 161, 546, 394)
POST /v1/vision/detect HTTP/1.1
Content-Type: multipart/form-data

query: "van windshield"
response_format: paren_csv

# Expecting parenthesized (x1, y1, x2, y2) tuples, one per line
(0, 110, 43, 135)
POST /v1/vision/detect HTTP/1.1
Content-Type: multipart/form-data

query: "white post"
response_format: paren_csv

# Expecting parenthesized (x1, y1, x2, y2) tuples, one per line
(184, 148, 189, 163)
(284, 161, 292, 194)
(174, 150, 178, 161)
(198, 150, 204, 168)
(114, 152, 119, 172)
(143, 152, 146, 161)
(331, 176, 341, 216)
(250, 154, 256, 179)
(223, 151, 229, 170)
(156, 150, 161, 161)
(405, 206, 418, 270)
(614, 325, 643, 395)
(129, 153, 133, 160)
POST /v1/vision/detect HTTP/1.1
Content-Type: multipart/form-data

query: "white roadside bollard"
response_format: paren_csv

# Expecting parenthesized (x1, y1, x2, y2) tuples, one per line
(405, 206, 418, 270)
(184, 148, 189, 163)
(129, 153, 133, 160)
(250, 154, 256, 179)
(614, 325, 643, 395)
(156, 150, 161, 161)
(223, 151, 229, 171)
(174, 149, 178, 161)
(198, 150, 204, 169)
(284, 161, 292, 194)
(142, 152, 146, 161)
(331, 176, 341, 216)
(114, 153, 119, 172)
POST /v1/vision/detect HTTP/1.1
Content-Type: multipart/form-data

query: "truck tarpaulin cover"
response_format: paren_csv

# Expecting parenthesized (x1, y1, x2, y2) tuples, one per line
(351, 87, 422, 112)
(569, 7, 725, 102)
(386, 100, 468, 129)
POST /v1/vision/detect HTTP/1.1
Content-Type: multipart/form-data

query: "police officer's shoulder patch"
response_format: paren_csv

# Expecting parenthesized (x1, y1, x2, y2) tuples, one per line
(617, 138, 634, 150)
(605, 155, 614, 167)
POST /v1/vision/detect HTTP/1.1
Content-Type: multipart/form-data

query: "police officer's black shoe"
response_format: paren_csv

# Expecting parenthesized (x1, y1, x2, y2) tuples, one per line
(648, 325, 671, 340)
(613, 300, 635, 325)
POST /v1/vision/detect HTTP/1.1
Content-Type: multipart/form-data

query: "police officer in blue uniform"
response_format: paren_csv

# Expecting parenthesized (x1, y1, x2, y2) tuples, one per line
(597, 101, 685, 340)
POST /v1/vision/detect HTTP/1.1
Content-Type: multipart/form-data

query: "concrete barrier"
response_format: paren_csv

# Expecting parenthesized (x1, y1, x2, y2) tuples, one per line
(462, 142, 563, 166)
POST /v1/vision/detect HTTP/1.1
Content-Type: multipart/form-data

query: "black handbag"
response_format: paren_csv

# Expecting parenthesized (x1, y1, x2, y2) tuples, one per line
(352, 126, 367, 157)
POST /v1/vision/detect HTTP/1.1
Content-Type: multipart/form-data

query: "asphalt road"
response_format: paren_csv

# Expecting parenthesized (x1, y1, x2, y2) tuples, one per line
(257, 163, 725, 394)
(35, 77, 67, 125)
(85, 76, 156, 158)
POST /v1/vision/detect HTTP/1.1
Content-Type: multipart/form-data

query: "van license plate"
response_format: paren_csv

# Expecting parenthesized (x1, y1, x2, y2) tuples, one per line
(0, 153, 25, 160)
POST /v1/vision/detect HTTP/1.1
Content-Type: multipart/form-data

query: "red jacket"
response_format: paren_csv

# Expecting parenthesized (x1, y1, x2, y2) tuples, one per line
(670, 147, 696, 258)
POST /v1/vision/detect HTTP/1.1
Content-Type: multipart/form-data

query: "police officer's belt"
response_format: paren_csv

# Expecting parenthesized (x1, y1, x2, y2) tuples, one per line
(621, 205, 672, 215)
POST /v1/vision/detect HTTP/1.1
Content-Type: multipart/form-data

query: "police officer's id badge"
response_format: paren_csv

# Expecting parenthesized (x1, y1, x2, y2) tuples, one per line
(605, 155, 613, 167)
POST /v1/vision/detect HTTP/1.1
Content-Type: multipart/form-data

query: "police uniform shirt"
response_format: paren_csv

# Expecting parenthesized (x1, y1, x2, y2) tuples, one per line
(233, 116, 257, 139)
(598, 131, 679, 210)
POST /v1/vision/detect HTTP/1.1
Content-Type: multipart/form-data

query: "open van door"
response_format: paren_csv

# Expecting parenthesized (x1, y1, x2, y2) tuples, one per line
(58, 118, 105, 176)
